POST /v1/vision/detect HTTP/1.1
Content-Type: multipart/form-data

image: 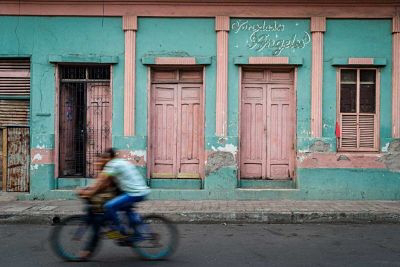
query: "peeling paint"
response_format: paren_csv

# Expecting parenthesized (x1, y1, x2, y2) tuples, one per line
(131, 150, 147, 162)
(30, 164, 39, 171)
(382, 142, 390, 152)
(211, 144, 237, 157)
(32, 153, 43, 162)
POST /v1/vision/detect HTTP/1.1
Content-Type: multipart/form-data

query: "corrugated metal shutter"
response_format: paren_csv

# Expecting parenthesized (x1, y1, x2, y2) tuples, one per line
(0, 100, 30, 127)
(0, 59, 30, 96)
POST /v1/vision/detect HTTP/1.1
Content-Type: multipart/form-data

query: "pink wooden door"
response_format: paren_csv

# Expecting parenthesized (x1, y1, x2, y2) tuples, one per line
(151, 84, 178, 177)
(240, 84, 267, 178)
(267, 84, 294, 179)
(177, 84, 203, 178)
(240, 69, 294, 180)
(86, 83, 112, 178)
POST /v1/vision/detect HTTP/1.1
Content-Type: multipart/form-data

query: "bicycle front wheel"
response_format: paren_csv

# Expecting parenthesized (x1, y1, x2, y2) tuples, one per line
(133, 215, 179, 260)
(49, 215, 100, 261)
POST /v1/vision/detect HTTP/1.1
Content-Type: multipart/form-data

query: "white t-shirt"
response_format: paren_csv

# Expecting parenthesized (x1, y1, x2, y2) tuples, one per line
(103, 158, 150, 197)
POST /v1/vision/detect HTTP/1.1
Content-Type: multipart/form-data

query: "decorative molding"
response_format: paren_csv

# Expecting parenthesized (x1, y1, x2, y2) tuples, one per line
(31, 149, 54, 164)
(215, 16, 230, 31)
(393, 15, 400, 33)
(215, 20, 229, 136)
(155, 57, 196, 65)
(248, 56, 289, 64)
(0, 2, 398, 18)
(48, 55, 118, 63)
(234, 56, 303, 65)
(331, 57, 386, 66)
(141, 56, 211, 65)
(123, 15, 137, 31)
(393, 32, 400, 137)
(348, 57, 374, 65)
(123, 17, 137, 136)
(311, 16, 326, 32)
(311, 31, 324, 137)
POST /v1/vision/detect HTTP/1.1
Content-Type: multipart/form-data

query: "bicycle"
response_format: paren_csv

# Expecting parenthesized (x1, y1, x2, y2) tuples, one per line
(49, 199, 179, 261)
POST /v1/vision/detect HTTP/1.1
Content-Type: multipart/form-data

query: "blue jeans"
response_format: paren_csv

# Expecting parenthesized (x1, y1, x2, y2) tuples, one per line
(104, 193, 145, 234)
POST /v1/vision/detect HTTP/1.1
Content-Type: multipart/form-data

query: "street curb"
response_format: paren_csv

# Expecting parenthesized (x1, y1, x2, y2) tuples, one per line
(1, 211, 400, 225)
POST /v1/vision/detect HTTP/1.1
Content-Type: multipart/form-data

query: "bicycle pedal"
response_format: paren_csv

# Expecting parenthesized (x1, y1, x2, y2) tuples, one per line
(105, 230, 128, 240)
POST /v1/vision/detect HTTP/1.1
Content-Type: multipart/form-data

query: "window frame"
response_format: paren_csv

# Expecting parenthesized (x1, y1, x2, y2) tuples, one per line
(336, 67, 380, 152)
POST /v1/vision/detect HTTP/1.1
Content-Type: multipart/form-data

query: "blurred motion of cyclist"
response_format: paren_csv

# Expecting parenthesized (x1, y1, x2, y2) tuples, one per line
(78, 147, 150, 258)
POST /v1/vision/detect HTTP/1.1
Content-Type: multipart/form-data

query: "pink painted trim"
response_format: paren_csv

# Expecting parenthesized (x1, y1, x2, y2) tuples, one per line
(124, 29, 136, 136)
(215, 16, 230, 31)
(215, 30, 229, 136)
(311, 31, 324, 137)
(348, 58, 374, 65)
(393, 15, 400, 33)
(393, 33, 400, 137)
(311, 16, 326, 32)
(54, 64, 60, 178)
(248, 57, 289, 64)
(123, 15, 137, 31)
(297, 152, 386, 169)
(0, 2, 397, 18)
(154, 57, 196, 65)
(31, 149, 54, 164)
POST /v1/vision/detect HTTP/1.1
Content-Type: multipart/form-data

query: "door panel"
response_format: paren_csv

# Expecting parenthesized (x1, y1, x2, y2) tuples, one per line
(6, 127, 29, 192)
(151, 84, 177, 177)
(86, 83, 112, 178)
(178, 84, 202, 177)
(240, 84, 266, 178)
(267, 84, 293, 179)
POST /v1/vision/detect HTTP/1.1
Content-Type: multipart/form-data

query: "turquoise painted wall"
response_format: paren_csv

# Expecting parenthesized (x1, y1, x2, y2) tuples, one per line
(323, 19, 392, 150)
(0, 16, 124, 192)
(129, 18, 216, 153)
(229, 19, 312, 151)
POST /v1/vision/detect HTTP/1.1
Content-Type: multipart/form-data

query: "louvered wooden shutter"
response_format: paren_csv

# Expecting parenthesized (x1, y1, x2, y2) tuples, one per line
(0, 60, 30, 127)
(0, 60, 30, 96)
(359, 114, 376, 149)
(340, 113, 377, 151)
(340, 114, 358, 149)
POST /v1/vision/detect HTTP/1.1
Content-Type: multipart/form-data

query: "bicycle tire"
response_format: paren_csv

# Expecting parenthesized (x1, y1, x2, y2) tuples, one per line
(49, 215, 100, 262)
(132, 214, 179, 260)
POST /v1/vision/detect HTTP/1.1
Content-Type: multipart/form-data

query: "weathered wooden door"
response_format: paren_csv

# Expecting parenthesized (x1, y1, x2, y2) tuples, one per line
(86, 83, 112, 178)
(151, 84, 178, 177)
(177, 84, 202, 178)
(150, 69, 203, 179)
(240, 69, 294, 180)
(6, 128, 30, 192)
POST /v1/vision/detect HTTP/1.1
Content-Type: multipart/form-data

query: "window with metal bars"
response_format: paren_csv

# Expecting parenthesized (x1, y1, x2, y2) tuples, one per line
(337, 68, 379, 152)
(59, 65, 112, 178)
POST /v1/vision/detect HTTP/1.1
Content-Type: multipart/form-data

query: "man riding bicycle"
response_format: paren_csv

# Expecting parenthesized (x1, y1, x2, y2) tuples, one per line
(78, 148, 150, 258)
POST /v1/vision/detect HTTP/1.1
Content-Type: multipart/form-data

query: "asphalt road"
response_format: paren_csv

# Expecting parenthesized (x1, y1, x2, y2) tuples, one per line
(1, 224, 400, 267)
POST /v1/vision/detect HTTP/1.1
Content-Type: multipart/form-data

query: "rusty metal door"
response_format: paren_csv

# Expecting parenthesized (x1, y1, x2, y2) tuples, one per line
(240, 69, 294, 180)
(86, 83, 112, 178)
(6, 127, 29, 192)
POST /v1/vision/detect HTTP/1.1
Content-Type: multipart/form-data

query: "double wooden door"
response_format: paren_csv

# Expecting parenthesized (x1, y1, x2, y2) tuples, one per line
(150, 82, 203, 178)
(240, 69, 295, 179)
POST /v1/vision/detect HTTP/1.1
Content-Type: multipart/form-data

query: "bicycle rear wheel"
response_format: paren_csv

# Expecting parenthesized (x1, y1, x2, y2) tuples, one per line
(133, 215, 178, 260)
(50, 215, 100, 261)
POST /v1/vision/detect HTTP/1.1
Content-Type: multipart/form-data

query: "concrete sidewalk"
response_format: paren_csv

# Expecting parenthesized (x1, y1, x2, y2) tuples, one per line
(1, 192, 400, 224)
